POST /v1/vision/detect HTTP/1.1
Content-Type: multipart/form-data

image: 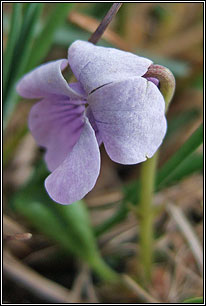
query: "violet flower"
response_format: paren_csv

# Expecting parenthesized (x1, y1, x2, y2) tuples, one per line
(16, 40, 167, 205)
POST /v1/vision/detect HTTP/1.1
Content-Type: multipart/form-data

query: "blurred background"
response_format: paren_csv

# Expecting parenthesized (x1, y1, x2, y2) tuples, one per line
(3, 3, 203, 304)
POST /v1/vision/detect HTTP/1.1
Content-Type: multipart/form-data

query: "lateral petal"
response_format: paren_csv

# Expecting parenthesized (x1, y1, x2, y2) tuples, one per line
(45, 119, 101, 204)
(16, 59, 84, 99)
(29, 95, 85, 171)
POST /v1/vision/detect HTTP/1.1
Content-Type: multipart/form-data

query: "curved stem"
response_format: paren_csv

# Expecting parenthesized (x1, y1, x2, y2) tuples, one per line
(138, 65, 175, 283)
(143, 64, 176, 111)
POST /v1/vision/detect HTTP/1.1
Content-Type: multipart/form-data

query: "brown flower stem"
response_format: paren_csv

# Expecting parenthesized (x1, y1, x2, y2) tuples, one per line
(88, 3, 123, 45)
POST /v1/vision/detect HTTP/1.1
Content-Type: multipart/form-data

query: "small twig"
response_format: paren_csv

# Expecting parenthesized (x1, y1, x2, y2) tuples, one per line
(122, 274, 160, 303)
(88, 3, 123, 45)
(3, 214, 28, 233)
(23, 245, 58, 265)
(167, 202, 203, 274)
(4, 233, 32, 241)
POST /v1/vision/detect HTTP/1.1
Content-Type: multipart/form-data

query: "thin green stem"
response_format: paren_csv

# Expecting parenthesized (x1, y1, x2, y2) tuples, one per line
(139, 152, 158, 282)
(138, 65, 175, 283)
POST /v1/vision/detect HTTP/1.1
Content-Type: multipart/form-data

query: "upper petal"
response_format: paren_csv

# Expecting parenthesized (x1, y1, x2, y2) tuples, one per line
(16, 59, 84, 99)
(29, 95, 85, 171)
(68, 40, 152, 94)
(88, 77, 167, 164)
(45, 119, 100, 205)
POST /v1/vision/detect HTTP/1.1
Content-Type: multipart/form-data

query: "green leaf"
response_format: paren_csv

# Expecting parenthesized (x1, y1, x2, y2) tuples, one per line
(183, 297, 203, 303)
(26, 3, 75, 71)
(10, 161, 117, 281)
(11, 161, 97, 260)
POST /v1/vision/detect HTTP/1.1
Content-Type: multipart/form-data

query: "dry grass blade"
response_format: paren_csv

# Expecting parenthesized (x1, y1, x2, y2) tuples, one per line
(3, 251, 73, 303)
(166, 203, 203, 273)
(4, 233, 32, 241)
(156, 237, 202, 285)
(70, 264, 89, 302)
(3, 215, 32, 256)
(71, 264, 99, 303)
(3, 215, 28, 234)
(122, 274, 160, 303)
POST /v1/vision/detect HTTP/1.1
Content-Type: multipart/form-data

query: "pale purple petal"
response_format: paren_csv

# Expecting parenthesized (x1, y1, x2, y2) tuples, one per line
(88, 77, 167, 164)
(68, 40, 152, 94)
(69, 82, 86, 97)
(86, 106, 102, 146)
(29, 95, 85, 171)
(45, 119, 100, 205)
(146, 77, 160, 87)
(16, 59, 84, 99)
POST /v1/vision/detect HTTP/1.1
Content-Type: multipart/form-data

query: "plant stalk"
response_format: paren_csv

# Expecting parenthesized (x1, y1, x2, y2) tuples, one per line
(138, 65, 175, 283)
(139, 152, 158, 283)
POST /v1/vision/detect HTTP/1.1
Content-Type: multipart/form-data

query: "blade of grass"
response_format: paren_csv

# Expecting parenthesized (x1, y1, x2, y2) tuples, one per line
(11, 161, 117, 282)
(5, 4, 43, 94)
(165, 109, 200, 140)
(183, 297, 203, 304)
(167, 203, 203, 273)
(26, 3, 75, 71)
(3, 4, 43, 128)
(158, 152, 203, 188)
(3, 4, 22, 95)
(156, 123, 203, 188)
